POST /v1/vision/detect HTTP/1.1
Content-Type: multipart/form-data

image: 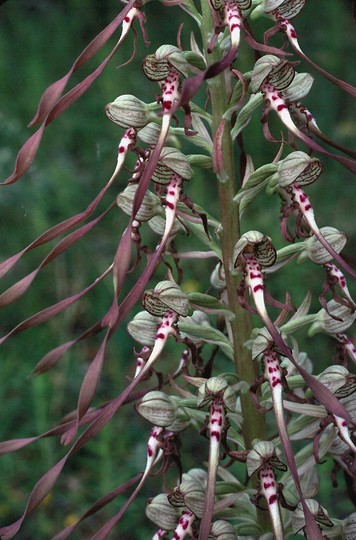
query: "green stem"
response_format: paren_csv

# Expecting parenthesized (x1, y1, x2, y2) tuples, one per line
(199, 3, 270, 533)
(200, 0, 266, 453)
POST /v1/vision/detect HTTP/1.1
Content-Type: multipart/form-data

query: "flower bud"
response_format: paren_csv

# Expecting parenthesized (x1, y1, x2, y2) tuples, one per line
(146, 493, 179, 530)
(292, 499, 333, 533)
(318, 365, 349, 394)
(143, 281, 190, 317)
(105, 94, 151, 129)
(302, 227, 347, 265)
(309, 300, 356, 336)
(116, 184, 161, 222)
(273, 151, 322, 188)
(210, 520, 237, 539)
(170, 479, 205, 518)
(136, 391, 177, 427)
(127, 311, 161, 346)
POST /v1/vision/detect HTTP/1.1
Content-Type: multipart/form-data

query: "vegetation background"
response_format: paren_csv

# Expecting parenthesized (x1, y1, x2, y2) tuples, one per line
(0, 0, 355, 537)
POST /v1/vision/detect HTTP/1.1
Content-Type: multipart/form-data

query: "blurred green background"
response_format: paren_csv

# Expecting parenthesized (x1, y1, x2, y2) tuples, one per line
(0, 0, 355, 537)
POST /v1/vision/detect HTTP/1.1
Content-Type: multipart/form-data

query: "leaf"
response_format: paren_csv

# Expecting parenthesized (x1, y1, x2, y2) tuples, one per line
(52, 474, 142, 540)
(0, 205, 113, 308)
(60, 331, 111, 446)
(1, 1, 136, 185)
(0, 266, 112, 346)
(29, 1, 136, 125)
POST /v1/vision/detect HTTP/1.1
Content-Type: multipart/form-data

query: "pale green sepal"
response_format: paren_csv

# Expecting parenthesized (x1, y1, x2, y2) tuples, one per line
(155, 44, 190, 77)
(292, 499, 333, 534)
(116, 184, 161, 222)
(209, 519, 237, 539)
(145, 493, 180, 531)
(302, 226, 347, 265)
(127, 311, 161, 346)
(136, 391, 177, 427)
(308, 300, 356, 336)
(158, 147, 193, 180)
(179, 322, 234, 360)
(283, 72, 314, 102)
(137, 122, 161, 145)
(187, 154, 213, 168)
(318, 365, 349, 394)
(250, 55, 280, 93)
(187, 292, 235, 320)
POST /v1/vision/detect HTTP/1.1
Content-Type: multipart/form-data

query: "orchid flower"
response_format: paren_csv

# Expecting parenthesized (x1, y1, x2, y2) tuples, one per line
(249, 346, 306, 540)
(321, 263, 356, 312)
(234, 232, 351, 538)
(287, 100, 356, 159)
(89, 427, 165, 540)
(171, 509, 195, 540)
(224, 1, 247, 52)
(249, 56, 356, 174)
(152, 529, 169, 540)
(139, 45, 190, 178)
(267, 151, 356, 279)
(336, 333, 356, 366)
(196, 377, 236, 540)
(247, 441, 287, 540)
(266, 0, 356, 98)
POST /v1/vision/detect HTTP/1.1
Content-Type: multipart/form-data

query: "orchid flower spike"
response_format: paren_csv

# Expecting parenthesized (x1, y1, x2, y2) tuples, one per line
(250, 57, 356, 174)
